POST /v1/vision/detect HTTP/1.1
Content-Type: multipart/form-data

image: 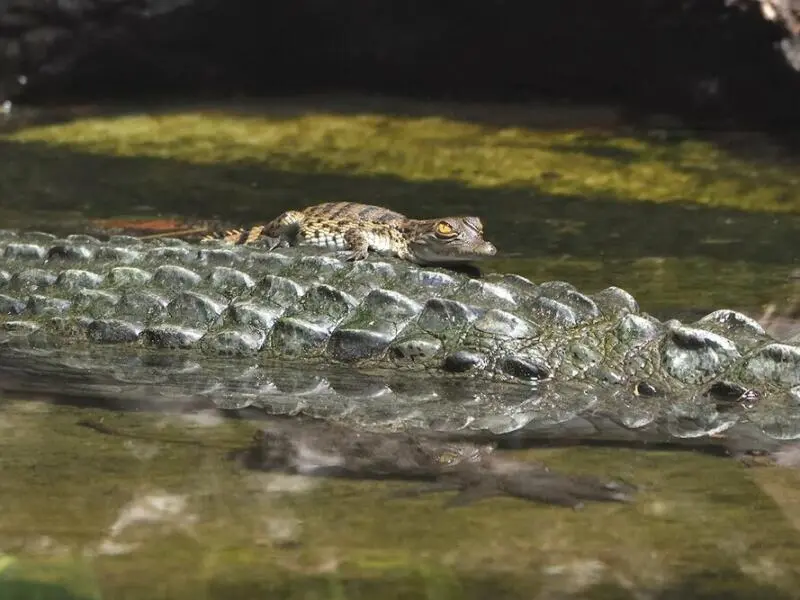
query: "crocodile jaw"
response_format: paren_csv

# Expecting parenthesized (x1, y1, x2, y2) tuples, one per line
(410, 240, 497, 264)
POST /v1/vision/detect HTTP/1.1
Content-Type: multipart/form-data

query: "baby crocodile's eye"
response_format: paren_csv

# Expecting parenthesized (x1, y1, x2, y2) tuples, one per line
(438, 450, 458, 464)
(435, 221, 456, 238)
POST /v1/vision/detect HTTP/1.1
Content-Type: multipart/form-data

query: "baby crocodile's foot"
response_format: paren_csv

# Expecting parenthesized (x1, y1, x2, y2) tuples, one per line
(343, 247, 370, 261)
(264, 236, 288, 251)
(342, 230, 371, 261)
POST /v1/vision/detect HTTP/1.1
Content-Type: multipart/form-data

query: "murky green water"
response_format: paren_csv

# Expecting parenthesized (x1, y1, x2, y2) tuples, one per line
(3, 400, 800, 600)
(1, 99, 800, 599)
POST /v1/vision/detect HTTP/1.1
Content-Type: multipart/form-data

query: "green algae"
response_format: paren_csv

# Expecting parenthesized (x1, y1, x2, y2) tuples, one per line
(2, 98, 800, 216)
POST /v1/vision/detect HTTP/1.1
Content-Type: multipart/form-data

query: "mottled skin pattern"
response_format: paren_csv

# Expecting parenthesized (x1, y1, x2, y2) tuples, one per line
(203, 202, 498, 265)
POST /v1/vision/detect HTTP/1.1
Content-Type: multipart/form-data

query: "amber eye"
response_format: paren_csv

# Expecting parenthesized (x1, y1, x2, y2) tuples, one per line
(438, 451, 458, 464)
(435, 221, 456, 238)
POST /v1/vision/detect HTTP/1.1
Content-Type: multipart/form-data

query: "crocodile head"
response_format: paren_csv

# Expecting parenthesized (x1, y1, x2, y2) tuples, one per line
(407, 216, 497, 264)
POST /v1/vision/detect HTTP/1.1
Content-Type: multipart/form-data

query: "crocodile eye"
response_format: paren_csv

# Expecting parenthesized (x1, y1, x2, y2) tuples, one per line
(435, 221, 456, 238)
(438, 450, 458, 464)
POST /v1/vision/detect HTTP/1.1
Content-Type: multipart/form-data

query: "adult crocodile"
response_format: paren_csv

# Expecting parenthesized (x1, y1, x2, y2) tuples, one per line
(0, 228, 799, 461)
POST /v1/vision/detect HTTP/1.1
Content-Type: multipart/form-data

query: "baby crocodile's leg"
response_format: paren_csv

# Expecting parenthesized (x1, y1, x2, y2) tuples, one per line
(342, 228, 371, 261)
(261, 210, 305, 250)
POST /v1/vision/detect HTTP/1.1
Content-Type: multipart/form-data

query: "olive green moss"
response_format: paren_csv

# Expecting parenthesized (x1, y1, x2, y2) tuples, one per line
(2, 101, 800, 215)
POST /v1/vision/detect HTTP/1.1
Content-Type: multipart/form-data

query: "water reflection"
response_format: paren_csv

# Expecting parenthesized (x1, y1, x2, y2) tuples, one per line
(0, 377, 797, 597)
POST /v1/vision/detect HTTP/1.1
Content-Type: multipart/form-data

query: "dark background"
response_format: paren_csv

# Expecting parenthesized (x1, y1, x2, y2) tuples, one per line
(2, 0, 800, 128)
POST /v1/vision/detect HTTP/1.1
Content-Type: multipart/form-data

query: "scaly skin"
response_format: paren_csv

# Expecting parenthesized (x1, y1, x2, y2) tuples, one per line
(202, 201, 498, 264)
(0, 229, 799, 456)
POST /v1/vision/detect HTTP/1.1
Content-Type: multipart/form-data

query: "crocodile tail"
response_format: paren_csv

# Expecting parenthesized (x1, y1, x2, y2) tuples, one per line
(201, 225, 266, 245)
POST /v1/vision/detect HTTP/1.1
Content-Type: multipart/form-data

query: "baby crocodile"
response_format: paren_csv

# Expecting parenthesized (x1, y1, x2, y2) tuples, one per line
(202, 201, 498, 264)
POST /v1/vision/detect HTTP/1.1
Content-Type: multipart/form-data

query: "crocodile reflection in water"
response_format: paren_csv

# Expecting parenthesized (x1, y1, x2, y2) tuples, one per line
(237, 419, 637, 508)
(74, 413, 634, 508)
